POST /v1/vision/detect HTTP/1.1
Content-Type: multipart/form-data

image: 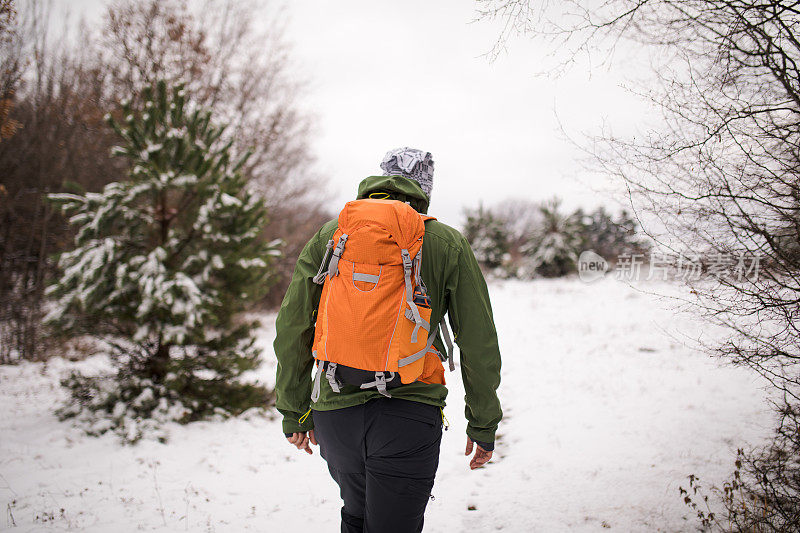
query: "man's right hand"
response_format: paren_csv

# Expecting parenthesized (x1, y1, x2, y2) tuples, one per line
(287, 430, 317, 454)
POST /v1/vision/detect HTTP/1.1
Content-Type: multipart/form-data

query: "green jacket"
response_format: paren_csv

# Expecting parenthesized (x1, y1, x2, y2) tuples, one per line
(273, 175, 502, 445)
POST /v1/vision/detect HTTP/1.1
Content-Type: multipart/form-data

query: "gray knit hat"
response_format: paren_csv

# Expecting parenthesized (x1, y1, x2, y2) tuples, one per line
(379, 147, 434, 197)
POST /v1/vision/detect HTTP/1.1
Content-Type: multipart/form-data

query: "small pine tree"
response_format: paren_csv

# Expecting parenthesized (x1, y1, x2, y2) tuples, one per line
(579, 207, 649, 262)
(45, 80, 279, 442)
(519, 198, 582, 278)
(462, 203, 509, 273)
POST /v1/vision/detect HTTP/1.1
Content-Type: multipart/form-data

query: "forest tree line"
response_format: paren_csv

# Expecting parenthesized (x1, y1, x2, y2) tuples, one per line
(462, 197, 648, 278)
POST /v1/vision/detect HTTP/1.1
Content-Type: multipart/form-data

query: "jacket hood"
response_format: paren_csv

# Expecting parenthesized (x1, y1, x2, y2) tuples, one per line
(356, 175, 430, 214)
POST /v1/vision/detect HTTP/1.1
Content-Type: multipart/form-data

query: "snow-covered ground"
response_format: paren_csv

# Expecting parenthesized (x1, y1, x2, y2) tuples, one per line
(0, 278, 775, 532)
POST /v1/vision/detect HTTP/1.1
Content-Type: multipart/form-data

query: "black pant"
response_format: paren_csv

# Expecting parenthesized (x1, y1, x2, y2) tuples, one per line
(313, 398, 443, 533)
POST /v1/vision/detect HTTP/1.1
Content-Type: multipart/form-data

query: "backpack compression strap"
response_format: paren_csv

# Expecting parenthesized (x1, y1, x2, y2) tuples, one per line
(401, 249, 428, 343)
(326, 234, 348, 278)
(397, 317, 455, 370)
(311, 233, 349, 285)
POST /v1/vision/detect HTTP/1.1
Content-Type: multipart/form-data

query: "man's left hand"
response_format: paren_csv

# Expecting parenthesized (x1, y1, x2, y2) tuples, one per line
(465, 437, 493, 470)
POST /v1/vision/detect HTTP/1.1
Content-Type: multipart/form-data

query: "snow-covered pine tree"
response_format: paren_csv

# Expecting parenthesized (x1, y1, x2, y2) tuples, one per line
(45, 80, 280, 443)
(462, 203, 510, 274)
(518, 198, 583, 278)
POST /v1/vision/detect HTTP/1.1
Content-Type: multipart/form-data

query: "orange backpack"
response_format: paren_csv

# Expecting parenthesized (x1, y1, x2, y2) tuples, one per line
(309, 198, 454, 400)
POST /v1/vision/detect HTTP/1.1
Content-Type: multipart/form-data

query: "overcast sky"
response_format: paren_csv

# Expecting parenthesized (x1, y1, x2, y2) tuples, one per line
(59, 0, 652, 228)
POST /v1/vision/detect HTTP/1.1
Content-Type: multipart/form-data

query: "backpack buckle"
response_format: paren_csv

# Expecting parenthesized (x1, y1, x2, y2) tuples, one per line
(325, 362, 342, 393)
(401, 249, 412, 272)
(327, 234, 349, 279)
(359, 371, 394, 398)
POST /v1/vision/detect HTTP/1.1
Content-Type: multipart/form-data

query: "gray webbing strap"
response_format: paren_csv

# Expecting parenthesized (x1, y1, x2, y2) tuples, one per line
(352, 272, 379, 283)
(327, 234, 349, 279)
(440, 318, 455, 372)
(325, 362, 341, 393)
(404, 309, 430, 333)
(312, 239, 334, 285)
(360, 371, 394, 398)
(410, 250, 429, 342)
(375, 372, 389, 397)
(401, 249, 424, 343)
(411, 321, 424, 344)
(398, 327, 439, 367)
(413, 249, 423, 288)
(310, 362, 324, 403)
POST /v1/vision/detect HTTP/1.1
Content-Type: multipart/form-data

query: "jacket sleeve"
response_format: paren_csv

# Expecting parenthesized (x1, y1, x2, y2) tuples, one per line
(446, 235, 503, 445)
(273, 229, 325, 434)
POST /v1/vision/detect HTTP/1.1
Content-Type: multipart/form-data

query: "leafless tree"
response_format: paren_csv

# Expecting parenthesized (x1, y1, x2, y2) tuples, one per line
(92, 0, 329, 309)
(95, 0, 318, 207)
(478, 1, 800, 529)
(0, 1, 122, 362)
(0, 0, 20, 141)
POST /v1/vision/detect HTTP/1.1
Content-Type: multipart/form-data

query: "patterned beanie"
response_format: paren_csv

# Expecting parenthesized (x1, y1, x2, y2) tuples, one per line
(379, 147, 434, 197)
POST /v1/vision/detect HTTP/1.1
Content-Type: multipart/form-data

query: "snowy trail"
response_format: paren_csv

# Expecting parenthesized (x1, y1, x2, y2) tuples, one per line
(0, 278, 774, 532)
